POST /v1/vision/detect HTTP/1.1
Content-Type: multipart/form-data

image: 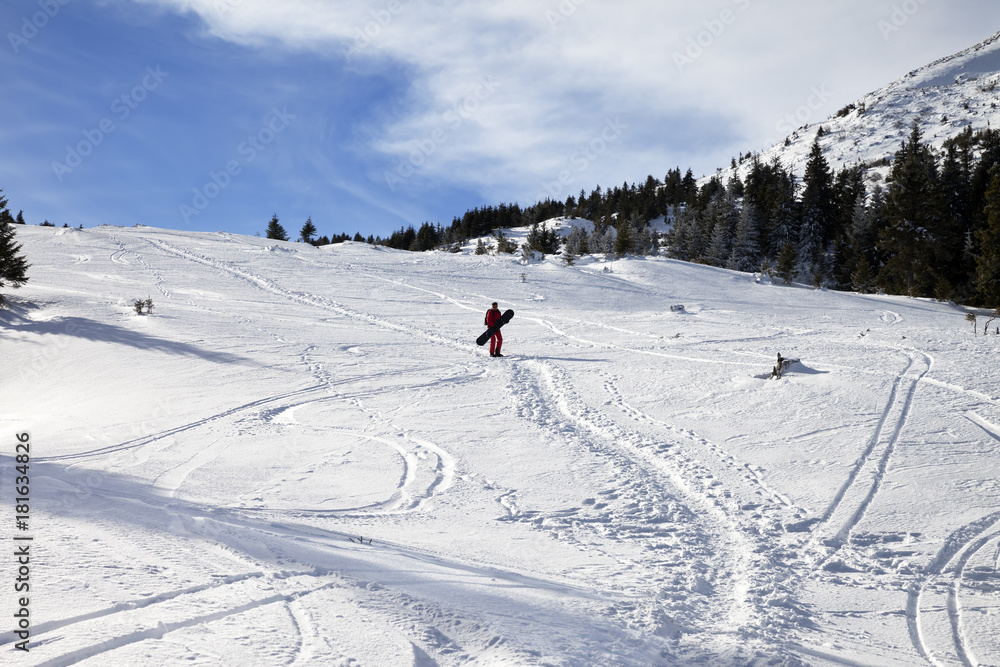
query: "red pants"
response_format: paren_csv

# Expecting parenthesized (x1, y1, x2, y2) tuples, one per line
(490, 331, 502, 355)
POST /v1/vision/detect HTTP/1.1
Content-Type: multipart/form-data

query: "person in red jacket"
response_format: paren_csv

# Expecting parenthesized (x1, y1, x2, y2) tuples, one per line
(485, 302, 503, 357)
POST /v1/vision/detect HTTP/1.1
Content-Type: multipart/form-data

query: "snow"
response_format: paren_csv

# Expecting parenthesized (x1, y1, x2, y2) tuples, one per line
(2, 223, 1000, 665)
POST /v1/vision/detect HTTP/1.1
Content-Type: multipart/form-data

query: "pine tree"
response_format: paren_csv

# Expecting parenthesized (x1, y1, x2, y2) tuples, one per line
(703, 193, 738, 267)
(850, 255, 877, 294)
(525, 222, 559, 255)
(878, 123, 956, 296)
(266, 214, 289, 241)
(614, 215, 636, 257)
(797, 209, 825, 281)
(667, 207, 701, 260)
(775, 241, 797, 285)
(974, 167, 1000, 306)
(744, 156, 798, 259)
(300, 217, 317, 244)
(564, 225, 589, 258)
(562, 244, 576, 266)
(729, 203, 762, 273)
(493, 229, 517, 254)
(798, 138, 835, 280)
(0, 191, 30, 306)
(15, 210, 25, 225)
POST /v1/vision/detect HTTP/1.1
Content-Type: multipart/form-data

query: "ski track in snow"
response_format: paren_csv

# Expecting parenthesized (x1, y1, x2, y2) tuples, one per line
(9, 226, 1000, 664)
(501, 356, 776, 652)
(355, 257, 1000, 660)
(120, 235, 997, 661)
(6, 477, 611, 666)
(807, 350, 933, 555)
(907, 511, 1000, 667)
(30, 577, 345, 667)
(143, 238, 473, 354)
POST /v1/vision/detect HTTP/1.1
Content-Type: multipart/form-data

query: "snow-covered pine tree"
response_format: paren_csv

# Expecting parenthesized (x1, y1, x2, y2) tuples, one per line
(588, 221, 614, 255)
(646, 226, 660, 256)
(564, 225, 589, 258)
(562, 244, 576, 266)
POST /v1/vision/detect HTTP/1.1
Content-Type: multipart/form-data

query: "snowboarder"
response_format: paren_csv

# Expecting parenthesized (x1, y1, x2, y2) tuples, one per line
(485, 302, 504, 357)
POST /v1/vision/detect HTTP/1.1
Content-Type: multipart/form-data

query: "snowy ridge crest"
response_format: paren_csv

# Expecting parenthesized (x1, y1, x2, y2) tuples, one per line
(718, 30, 1000, 185)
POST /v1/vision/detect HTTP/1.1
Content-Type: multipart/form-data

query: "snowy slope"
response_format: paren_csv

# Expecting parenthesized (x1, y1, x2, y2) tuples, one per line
(718, 30, 1000, 185)
(2, 225, 1000, 665)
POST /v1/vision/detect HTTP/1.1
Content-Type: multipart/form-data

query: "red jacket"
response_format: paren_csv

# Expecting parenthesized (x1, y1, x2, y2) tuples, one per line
(486, 308, 502, 327)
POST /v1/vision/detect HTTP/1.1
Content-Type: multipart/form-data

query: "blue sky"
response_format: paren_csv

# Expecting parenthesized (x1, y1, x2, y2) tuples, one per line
(2, 1, 999, 240)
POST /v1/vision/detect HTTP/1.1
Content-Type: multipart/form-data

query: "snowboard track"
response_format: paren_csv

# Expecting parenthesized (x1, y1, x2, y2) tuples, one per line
(906, 511, 1000, 666)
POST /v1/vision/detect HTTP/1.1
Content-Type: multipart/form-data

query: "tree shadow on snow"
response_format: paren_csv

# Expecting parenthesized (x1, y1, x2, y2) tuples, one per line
(0, 311, 254, 366)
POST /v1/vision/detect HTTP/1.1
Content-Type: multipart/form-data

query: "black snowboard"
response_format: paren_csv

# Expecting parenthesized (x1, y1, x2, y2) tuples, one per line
(477, 309, 514, 346)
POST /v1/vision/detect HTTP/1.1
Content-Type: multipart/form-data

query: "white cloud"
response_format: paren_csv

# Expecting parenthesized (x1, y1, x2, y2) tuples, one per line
(132, 0, 1000, 203)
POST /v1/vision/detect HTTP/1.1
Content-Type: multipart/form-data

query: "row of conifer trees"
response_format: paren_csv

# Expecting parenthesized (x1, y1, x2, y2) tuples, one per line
(668, 124, 1000, 307)
(435, 123, 1000, 307)
(265, 123, 1000, 307)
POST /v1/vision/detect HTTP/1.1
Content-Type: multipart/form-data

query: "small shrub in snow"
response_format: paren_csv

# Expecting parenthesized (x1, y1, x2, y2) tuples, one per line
(133, 297, 154, 315)
(966, 312, 977, 336)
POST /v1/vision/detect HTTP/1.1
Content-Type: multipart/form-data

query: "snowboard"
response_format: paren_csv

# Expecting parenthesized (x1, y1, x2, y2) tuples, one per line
(477, 309, 514, 346)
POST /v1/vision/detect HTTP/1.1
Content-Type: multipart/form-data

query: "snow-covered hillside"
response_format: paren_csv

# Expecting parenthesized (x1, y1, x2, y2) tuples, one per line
(719, 30, 1000, 185)
(2, 225, 1000, 665)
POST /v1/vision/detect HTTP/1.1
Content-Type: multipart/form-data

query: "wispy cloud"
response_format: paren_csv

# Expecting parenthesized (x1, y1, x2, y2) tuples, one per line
(130, 0, 1000, 199)
(4, 0, 998, 237)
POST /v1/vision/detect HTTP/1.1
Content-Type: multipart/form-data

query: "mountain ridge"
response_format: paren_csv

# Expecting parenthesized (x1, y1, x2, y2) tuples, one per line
(715, 29, 1000, 186)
